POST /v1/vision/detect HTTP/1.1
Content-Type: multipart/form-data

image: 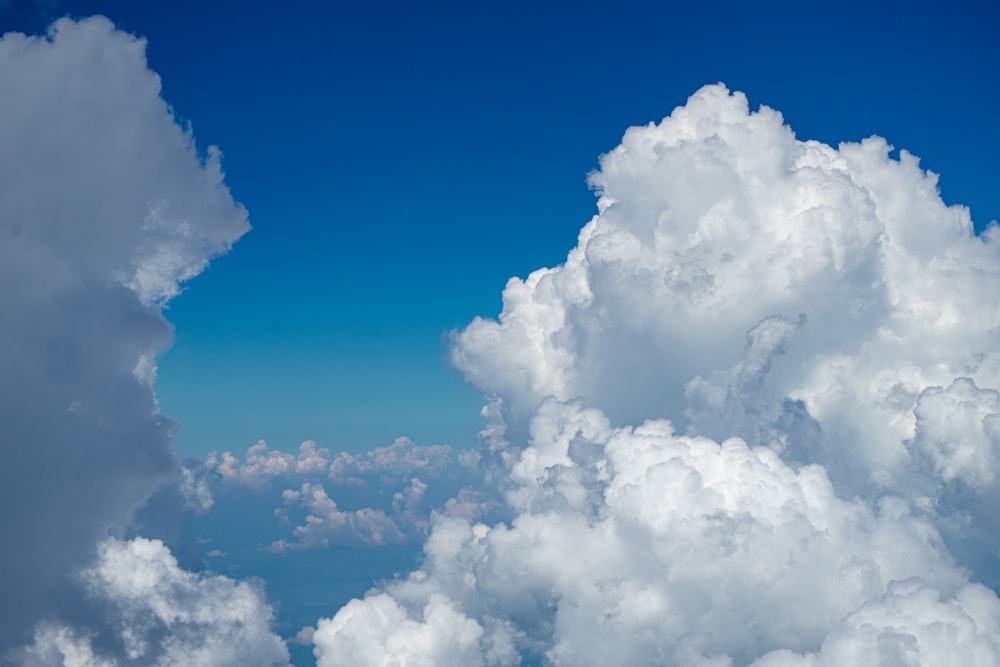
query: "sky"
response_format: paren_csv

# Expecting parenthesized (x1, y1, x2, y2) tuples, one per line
(3, 0, 999, 457)
(2, 1, 1000, 666)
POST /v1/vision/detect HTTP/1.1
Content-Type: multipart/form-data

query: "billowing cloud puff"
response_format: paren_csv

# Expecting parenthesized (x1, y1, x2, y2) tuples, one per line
(908, 378, 1000, 577)
(314, 594, 485, 667)
(12, 538, 289, 667)
(314, 85, 1000, 665)
(752, 580, 1000, 667)
(271, 483, 406, 549)
(0, 16, 247, 651)
(911, 378, 1000, 489)
(451, 83, 1000, 496)
(314, 402, 983, 666)
(207, 440, 333, 488)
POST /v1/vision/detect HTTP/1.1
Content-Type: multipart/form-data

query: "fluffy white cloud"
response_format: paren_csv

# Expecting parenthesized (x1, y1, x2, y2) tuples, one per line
(315, 402, 982, 666)
(911, 378, 1000, 489)
(314, 594, 485, 667)
(907, 378, 1000, 576)
(752, 580, 1000, 667)
(314, 85, 1000, 666)
(451, 84, 1000, 497)
(270, 483, 406, 549)
(0, 15, 246, 652)
(207, 440, 326, 488)
(12, 538, 290, 667)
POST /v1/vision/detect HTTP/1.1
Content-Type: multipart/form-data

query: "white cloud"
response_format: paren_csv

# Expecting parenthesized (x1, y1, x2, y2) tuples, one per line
(207, 440, 304, 487)
(204, 437, 496, 550)
(911, 378, 1000, 489)
(12, 538, 290, 667)
(206, 437, 475, 488)
(13, 626, 115, 667)
(314, 402, 978, 666)
(908, 378, 1000, 577)
(270, 482, 405, 550)
(328, 437, 481, 486)
(314, 594, 485, 667)
(314, 85, 1000, 665)
(450, 84, 1000, 497)
(752, 580, 1000, 667)
(0, 15, 246, 652)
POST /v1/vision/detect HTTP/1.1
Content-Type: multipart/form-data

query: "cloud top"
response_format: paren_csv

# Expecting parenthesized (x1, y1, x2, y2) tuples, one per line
(451, 84, 1000, 496)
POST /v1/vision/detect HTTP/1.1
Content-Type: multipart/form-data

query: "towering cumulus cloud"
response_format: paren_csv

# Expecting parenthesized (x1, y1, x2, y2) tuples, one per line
(0, 17, 285, 662)
(314, 85, 1000, 665)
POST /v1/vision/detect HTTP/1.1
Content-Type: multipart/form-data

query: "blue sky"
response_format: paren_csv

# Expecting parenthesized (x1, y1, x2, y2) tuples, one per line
(4, 2, 1000, 666)
(4, 0, 998, 458)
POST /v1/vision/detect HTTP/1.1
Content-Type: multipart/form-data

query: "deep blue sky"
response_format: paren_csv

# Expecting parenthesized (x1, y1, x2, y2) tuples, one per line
(3, 0, 997, 457)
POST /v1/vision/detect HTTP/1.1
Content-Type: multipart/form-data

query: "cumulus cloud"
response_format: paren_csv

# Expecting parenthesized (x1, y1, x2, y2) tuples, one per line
(206, 440, 326, 488)
(314, 403, 981, 666)
(271, 483, 406, 550)
(907, 378, 1000, 581)
(313, 85, 1000, 665)
(451, 83, 1000, 497)
(911, 378, 1000, 489)
(314, 594, 485, 667)
(11, 538, 289, 667)
(752, 580, 1000, 667)
(0, 15, 246, 653)
(203, 438, 495, 551)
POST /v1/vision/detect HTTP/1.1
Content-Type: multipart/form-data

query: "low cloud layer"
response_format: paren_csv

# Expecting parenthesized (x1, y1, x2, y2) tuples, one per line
(314, 85, 1000, 665)
(0, 15, 251, 659)
(202, 437, 491, 551)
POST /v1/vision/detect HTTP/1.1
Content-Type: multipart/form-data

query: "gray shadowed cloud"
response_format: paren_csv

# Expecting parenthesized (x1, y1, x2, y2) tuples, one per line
(0, 16, 262, 661)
